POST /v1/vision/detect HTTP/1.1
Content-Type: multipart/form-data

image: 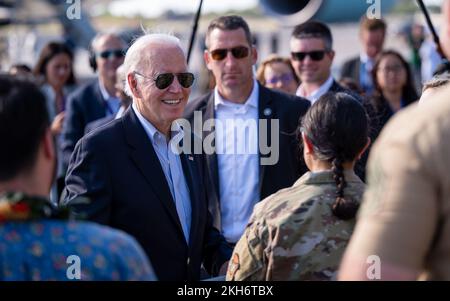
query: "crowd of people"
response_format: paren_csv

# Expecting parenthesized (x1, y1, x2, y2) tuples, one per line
(1, 1, 450, 281)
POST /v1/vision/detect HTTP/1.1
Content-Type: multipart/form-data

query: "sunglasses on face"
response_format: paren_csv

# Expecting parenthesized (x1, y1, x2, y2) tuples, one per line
(266, 74, 295, 84)
(134, 72, 195, 89)
(291, 50, 328, 62)
(96, 49, 125, 60)
(209, 46, 249, 61)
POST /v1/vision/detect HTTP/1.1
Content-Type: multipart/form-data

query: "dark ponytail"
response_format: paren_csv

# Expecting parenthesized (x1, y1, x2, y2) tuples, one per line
(300, 92, 368, 220)
(331, 157, 359, 220)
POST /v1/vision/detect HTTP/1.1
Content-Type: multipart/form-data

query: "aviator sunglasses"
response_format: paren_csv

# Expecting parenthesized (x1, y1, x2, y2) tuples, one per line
(134, 72, 195, 89)
(291, 50, 329, 62)
(96, 49, 125, 59)
(209, 46, 250, 61)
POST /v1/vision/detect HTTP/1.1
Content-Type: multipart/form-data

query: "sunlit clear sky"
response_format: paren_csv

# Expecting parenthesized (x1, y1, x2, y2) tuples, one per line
(109, 0, 258, 18)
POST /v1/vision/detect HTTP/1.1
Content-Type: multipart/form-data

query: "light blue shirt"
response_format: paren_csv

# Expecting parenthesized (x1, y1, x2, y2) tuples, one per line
(99, 81, 121, 116)
(132, 104, 192, 243)
(214, 79, 260, 243)
(359, 53, 375, 94)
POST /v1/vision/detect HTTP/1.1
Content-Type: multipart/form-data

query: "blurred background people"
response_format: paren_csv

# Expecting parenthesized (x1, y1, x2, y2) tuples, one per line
(339, 0, 450, 281)
(8, 64, 32, 77)
(227, 92, 369, 281)
(290, 21, 353, 104)
(365, 50, 418, 142)
(341, 17, 387, 95)
(256, 54, 299, 94)
(33, 41, 77, 203)
(61, 33, 127, 169)
(0, 75, 156, 281)
(84, 64, 132, 134)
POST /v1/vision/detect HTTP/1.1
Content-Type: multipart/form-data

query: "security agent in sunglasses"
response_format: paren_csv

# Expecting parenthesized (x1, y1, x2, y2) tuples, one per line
(61, 33, 127, 170)
(184, 15, 311, 246)
(63, 33, 232, 281)
(290, 21, 352, 104)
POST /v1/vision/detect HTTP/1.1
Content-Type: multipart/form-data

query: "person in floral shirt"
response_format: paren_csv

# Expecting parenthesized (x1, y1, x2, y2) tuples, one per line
(0, 75, 156, 281)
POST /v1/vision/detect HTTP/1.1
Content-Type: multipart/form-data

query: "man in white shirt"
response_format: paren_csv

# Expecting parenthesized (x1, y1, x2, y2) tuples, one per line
(185, 15, 310, 244)
(290, 21, 349, 104)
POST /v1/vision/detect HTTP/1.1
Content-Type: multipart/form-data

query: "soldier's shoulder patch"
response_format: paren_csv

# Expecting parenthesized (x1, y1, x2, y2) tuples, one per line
(227, 253, 240, 280)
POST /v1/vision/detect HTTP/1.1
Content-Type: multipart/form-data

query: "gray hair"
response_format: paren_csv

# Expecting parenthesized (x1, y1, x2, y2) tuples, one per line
(90, 32, 126, 52)
(422, 72, 450, 93)
(123, 33, 183, 97)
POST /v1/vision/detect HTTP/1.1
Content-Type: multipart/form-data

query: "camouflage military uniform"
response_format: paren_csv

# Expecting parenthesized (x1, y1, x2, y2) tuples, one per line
(341, 85, 450, 280)
(226, 170, 365, 281)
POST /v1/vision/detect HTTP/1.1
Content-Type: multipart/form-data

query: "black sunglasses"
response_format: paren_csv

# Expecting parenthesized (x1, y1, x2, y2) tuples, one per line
(209, 46, 249, 61)
(291, 50, 328, 62)
(96, 49, 125, 59)
(135, 72, 195, 89)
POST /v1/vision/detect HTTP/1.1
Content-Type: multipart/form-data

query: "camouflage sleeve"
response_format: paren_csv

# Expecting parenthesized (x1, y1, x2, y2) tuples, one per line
(226, 217, 268, 281)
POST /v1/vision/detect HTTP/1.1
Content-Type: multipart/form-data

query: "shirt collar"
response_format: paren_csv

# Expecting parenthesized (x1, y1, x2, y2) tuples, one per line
(296, 75, 334, 103)
(294, 169, 362, 187)
(98, 80, 115, 102)
(132, 103, 184, 143)
(214, 79, 259, 110)
(360, 52, 375, 67)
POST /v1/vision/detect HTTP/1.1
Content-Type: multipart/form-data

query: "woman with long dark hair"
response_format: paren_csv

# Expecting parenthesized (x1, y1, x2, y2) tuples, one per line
(367, 50, 418, 140)
(33, 41, 77, 202)
(227, 92, 370, 281)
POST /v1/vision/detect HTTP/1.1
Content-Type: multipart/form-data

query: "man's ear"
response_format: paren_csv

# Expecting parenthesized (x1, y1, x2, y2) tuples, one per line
(204, 50, 212, 71)
(251, 46, 258, 65)
(357, 137, 371, 160)
(328, 50, 335, 62)
(302, 132, 314, 155)
(127, 73, 140, 98)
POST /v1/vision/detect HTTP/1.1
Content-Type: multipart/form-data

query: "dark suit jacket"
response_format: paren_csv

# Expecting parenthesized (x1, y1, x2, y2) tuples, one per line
(62, 108, 232, 281)
(84, 115, 114, 135)
(61, 79, 109, 168)
(340, 56, 361, 84)
(183, 84, 310, 231)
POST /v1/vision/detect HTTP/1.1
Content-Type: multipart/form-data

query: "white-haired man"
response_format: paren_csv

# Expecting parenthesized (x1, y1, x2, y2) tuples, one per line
(62, 33, 127, 167)
(63, 33, 232, 281)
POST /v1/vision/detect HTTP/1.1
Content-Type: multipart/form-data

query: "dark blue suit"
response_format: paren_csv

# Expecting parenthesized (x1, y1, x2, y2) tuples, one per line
(61, 79, 109, 168)
(62, 108, 231, 281)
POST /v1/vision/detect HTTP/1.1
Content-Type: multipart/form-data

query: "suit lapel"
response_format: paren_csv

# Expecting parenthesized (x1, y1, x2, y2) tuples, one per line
(93, 80, 108, 117)
(179, 153, 199, 248)
(123, 109, 184, 237)
(257, 85, 274, 195)
(204, 93, 219, 197)
(201, 93, 223, 229)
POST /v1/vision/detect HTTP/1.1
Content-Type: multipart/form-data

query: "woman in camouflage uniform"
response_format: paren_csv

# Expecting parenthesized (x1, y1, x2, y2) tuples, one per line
(227, 92, 370, 281)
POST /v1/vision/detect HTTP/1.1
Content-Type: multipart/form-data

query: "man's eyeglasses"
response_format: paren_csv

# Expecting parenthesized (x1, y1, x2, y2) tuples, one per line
(266, 74, 295, 84)
(209, 46, 249, 61)
(96, 49, 125, 60)
(378, 65, 404, 74)
(291, 50, 328, 62)
(134, 72, 195, 89)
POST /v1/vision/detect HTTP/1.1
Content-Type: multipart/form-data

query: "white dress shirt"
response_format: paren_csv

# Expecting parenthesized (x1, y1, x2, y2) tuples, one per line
(132, 104, 192, 243)
(296, 75, 334, 104)
(214, 79, 260, 243)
